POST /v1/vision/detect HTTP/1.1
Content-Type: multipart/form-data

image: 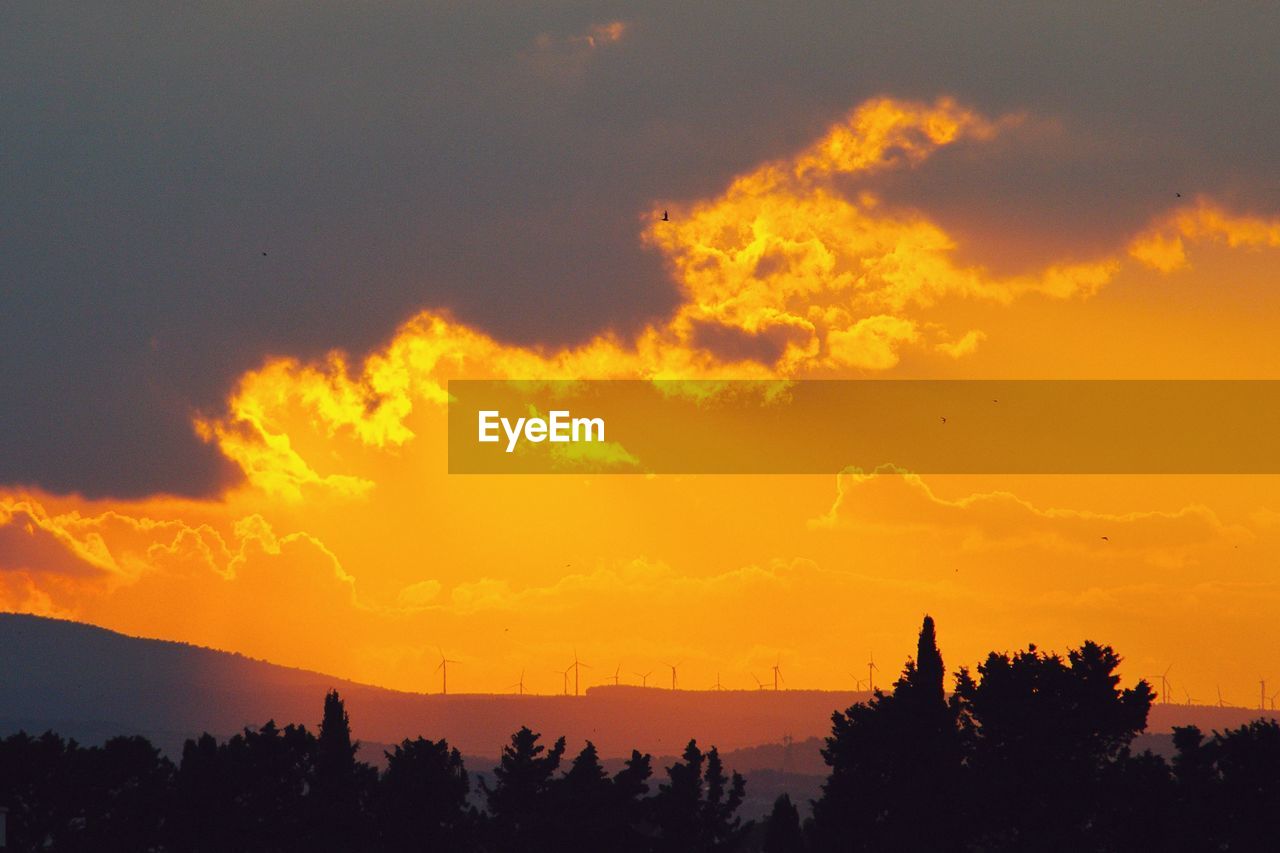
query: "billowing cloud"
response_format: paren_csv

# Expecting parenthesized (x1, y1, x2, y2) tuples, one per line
(8, 2, 1280, 498)
(6, 41, 1280, 702)
(186, 96, 1280, 498)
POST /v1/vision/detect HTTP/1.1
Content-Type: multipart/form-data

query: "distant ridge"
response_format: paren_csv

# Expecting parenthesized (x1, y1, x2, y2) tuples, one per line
(0, 612, 391, 754)
(0, 613, 869, 757)
(1, 613, 1272, 761)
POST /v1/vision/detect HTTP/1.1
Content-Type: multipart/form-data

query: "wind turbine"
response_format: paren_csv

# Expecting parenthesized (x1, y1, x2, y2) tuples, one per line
(772, 657, 785, 692)
(436, 648, 459, 696)
(555, 666, 571, 696)
(634, 670, 653, 688)
(849, 672, 867, 690)
(751, 673, 766, 691)
(1217, 685, 1225, 708)
(666, 661, 681, 690)
(570, 650, 591, 697)
(1270, 689, 1279, 711)
(1160, 665, 1173, 705)
(506, 669, 526, 696)
(711, 673, 725, 691)
(868, 653, 879, 694)
(612, 664, 621, 687)
(1261, 678, 1268, 711)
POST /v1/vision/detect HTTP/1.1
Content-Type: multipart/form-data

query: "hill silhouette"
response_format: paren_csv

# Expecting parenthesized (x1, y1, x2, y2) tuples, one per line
(1, 613, 1269, 761)
(5, 613, 1280, 850)
(0, 614, 867, 760)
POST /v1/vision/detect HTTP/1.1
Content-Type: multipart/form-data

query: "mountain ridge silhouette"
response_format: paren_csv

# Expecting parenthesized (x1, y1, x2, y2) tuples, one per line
(1, 613, 1264, 761)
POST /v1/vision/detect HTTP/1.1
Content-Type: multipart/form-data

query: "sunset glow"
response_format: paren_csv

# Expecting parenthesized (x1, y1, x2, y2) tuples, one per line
(5, 90, 1280, 707)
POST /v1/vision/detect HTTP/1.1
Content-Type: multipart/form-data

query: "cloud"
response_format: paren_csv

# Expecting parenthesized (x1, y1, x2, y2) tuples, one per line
(936, 329, 985, 359)
(397, 579, 443, 609)
(814, 467, 1244, 567)
(8, 5, 1280, 698)
(522, 20, 629, 79)
(185, 94, 1280, 497)
(3, 467, 1279, 698)
(8, 3, 1280, 498)
(1129, 198, 1280, 272)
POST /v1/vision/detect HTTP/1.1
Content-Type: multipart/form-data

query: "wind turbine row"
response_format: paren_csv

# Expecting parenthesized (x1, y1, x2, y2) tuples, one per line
(431, 649, 887, 695)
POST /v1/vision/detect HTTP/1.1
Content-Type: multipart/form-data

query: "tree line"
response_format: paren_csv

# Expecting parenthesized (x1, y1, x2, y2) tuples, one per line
(1, 617, 1278, 851)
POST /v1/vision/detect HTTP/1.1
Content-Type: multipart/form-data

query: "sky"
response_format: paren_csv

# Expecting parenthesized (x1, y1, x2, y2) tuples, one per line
(3, 2, 1280, 704)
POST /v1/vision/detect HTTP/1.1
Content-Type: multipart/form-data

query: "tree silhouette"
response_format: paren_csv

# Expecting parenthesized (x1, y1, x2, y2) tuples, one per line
(0, 731, 172, 853)
(8, 629, 1280, 853)
(172, 720, 317, 852)
(0, 731, 77, 851)
(1168, 725, 1220, 851)
(652, 739, 748, 852)
(762, 794, 805, 853)
(612, 749, 657, 852)
(484, 726, 566, 852)
(377, 736, 474, 851)
(1207, 718, 1280, 850)
(1095, 745, 1177, 852)
(77, 735, 174, 852)
(310, 690, 375, 852)
(547, 741, 614, 851)
(812, 614, 962, 853)
(953, 640, 1154, 852)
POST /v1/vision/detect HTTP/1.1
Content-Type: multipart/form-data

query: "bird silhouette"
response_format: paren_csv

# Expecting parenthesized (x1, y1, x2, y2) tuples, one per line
(1176, 192, 1182, 198)
(1101, 536, 1110, 541)
(940, 416, 947, 424)
(661, 210, 669, 221)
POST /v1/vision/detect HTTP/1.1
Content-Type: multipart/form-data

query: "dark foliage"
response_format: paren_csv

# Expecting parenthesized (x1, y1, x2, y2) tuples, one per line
(762, 794, 805, 853)
(811, 615, 962, 853)
(809, 615, 1280, 853)
(378, 737, 475, 852)
(651, 739, 748, 852)
(0, 732, 172, 852)
(3, 624, 1280, 853)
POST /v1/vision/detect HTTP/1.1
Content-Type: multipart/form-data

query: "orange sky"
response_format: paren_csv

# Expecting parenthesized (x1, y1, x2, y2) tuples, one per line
(4, 96, 1280, 706)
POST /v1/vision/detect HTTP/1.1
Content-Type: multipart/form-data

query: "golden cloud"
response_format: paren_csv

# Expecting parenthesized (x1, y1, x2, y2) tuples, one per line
(6, 96, 1280, 696)
(1129, 197, 1280, 272)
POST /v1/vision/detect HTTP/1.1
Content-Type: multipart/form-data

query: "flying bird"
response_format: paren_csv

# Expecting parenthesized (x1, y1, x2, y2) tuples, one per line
(940, 416, 947, 424)
(661, 210, 669, 221)
(1175, 192, 1182, 198)
(1101, 536, 1110, 541)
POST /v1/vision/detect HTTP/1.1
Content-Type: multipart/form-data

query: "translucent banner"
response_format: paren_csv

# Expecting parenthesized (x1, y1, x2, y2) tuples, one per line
(446, 380, 1280, 474)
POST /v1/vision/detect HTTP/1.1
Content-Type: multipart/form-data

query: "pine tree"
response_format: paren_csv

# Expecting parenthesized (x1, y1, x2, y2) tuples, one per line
(310, 690, 373, 852)
(811, 615, 962, 853)
(653, 740, 748, 852)
(485, 727, 565, 853)
(763, 794, 805, 853)
(914, 615, 945, 707)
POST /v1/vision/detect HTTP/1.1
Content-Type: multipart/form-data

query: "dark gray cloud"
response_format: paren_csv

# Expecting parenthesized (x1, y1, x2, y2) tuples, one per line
(3, 1, 1279, 497)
